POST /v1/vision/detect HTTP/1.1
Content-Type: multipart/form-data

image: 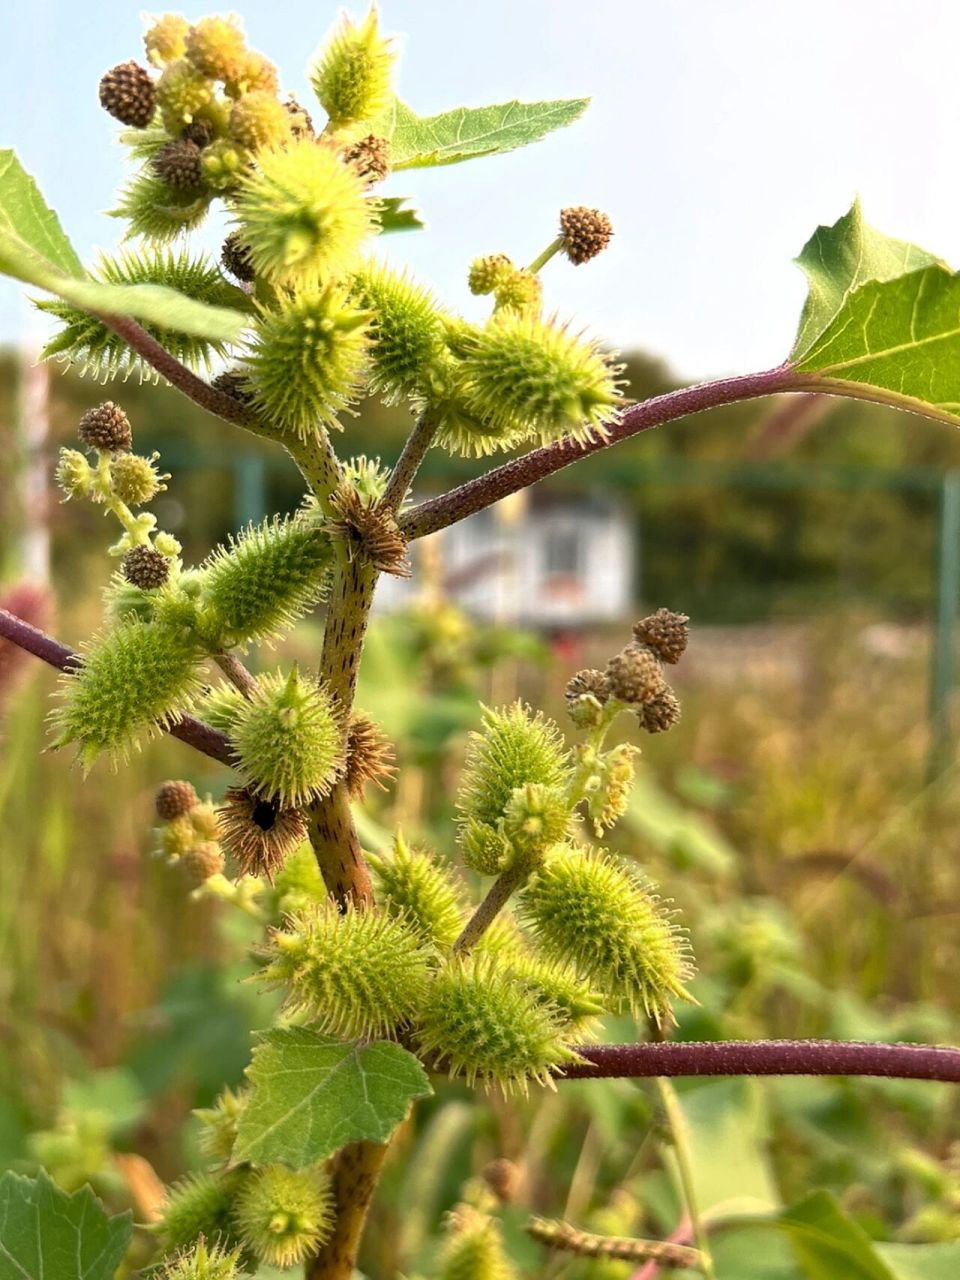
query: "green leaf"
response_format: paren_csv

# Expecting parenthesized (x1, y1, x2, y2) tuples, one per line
(664, 1080, 780, 1220)
(0, 151, 246, 344)
(372, 96, 589, 169)
(0, 149, 84, 277)
(791, 201, 941, 361)
(0, 1169, 132, 1280)
(794, 263, 960, 426)
(234, 1027, 432, 1168)
(376, 195, 426, 234)
(776, 1191, 894, 1280)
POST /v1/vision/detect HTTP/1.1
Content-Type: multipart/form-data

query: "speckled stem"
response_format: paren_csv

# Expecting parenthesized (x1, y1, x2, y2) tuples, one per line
(453, 862, 529, 955)
(306, 1140, 390, 1280)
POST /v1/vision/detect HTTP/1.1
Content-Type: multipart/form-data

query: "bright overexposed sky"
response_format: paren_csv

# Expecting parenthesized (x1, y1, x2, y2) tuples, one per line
(3, 0, 960, 379)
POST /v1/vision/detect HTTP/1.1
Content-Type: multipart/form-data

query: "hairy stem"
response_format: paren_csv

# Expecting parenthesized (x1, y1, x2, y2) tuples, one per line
(526, 1216, 700, 1270)
(399, 366, 820, 540)
(656, 1078, 716, 1280)
(0, 606, 232, 764)
(213, 649, 258, 698)
(306, 1141, 391, 1280)
(381, 408, 440, 512)
(452, 862, 529, 955)
(559, 1039, 960, 1082)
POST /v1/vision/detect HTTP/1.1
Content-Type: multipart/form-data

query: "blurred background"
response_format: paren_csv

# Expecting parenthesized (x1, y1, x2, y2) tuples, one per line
(3, 2, 960, 1275)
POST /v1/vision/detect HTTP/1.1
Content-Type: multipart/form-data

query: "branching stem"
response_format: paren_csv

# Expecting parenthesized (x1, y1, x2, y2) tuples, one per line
(381, 407, 440, 512)
(213, 649, 258, 699)
(0, 606, 233, 764)
(453, 862, 529, 954)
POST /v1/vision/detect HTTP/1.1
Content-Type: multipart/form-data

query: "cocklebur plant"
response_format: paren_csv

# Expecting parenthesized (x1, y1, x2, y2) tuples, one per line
(4, 7, 960, 1280)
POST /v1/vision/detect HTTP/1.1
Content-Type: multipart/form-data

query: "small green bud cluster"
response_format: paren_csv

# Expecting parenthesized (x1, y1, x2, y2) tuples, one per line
(154, 779, 226, 888)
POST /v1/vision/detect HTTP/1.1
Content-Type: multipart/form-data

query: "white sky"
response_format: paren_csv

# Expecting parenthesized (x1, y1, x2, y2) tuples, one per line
(4, 0, 960, 378)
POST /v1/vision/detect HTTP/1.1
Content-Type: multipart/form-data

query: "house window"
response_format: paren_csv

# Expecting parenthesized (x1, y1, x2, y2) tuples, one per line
(543, 527, 583, 577)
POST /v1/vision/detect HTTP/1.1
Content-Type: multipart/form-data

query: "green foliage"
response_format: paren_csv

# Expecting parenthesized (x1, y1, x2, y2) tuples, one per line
(791, 201, 941, 361)
(0, 148, 84, 276)
(242, 288, 370, 437)
(201, 514, 333, 647)
(226, 667, 342, 806)
(260, 903, 432, 1038)
(416, 954, 579, 1094)
(520, 844, 694, 1023)
(458, 702, 571, 874)
(39, 246, 247, 379)
(233, 1163, 334, 1268)
(234, 1028, 432, 1167)
(372, 96, 590, 169)
(0, 1170, 132, 1280)
(368, 832, 467, 950)
(51, 617, 205, 768)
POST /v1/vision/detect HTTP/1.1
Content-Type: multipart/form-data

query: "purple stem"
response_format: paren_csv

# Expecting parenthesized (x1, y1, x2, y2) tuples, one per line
(0, 606, 234, 766)
(561, 1039, 960, 1082)
(399, 365, 809, 540)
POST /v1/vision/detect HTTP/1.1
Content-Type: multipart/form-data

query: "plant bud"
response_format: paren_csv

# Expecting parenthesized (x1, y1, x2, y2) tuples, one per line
(632, 608, 689, 664)
(640, 687, 681, 734)
(605, 643, 664, 706)
(56, 448, 94, 500)
(185, 16, 247, 81)
(155, 779, 199, 821)
(342, 133, 391, 183)
(144, 15, 189, 69)
(157, 58, 213, 132)
(559, 206, 614, 265)
(78, 402, 132, 453)
(468, 254, 514, 297)
(181, 840, 225, 887)
(220, 231, 255, 282)
(99, 61, 156, 127)
(494, 270, 542, 315)
(229, 91, 292, 151)
(121, 545, 170, 589)
(152, 138, 204, 190)
(110, 452, 165, 506)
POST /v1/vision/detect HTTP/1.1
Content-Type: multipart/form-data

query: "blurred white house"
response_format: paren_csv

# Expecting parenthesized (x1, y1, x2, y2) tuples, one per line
(376, 490, 635, 627)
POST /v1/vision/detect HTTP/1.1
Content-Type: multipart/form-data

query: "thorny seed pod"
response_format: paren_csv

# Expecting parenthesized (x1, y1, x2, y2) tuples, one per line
(417, 954, 579, 1095)
(232, 1164, 334, 1269)
(310, 7, 396, 127)
(157, 58, 214, 133)
(121, 545, 170, 590)
(158, 1169, 246, 1257)
(367, 831, 465, 950)
(328, 484, 410, 576)
(260, 904, 431, 1039)
(99, 61, 157, 127)
(494, 270, 543, 316)
(520, 844, 694, 1024)
(352, 260, 446, 405)
(159, 1240, 244, 1280)
(194, 1085, 247, 1162)
(564, 668, 610, 728)
(559, 206, 614, 265)
(184, 16, 247, 82)
(438, 1205, 519, 1280)
(56, 449, 93, 500)
(229, 91, 292, 151)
